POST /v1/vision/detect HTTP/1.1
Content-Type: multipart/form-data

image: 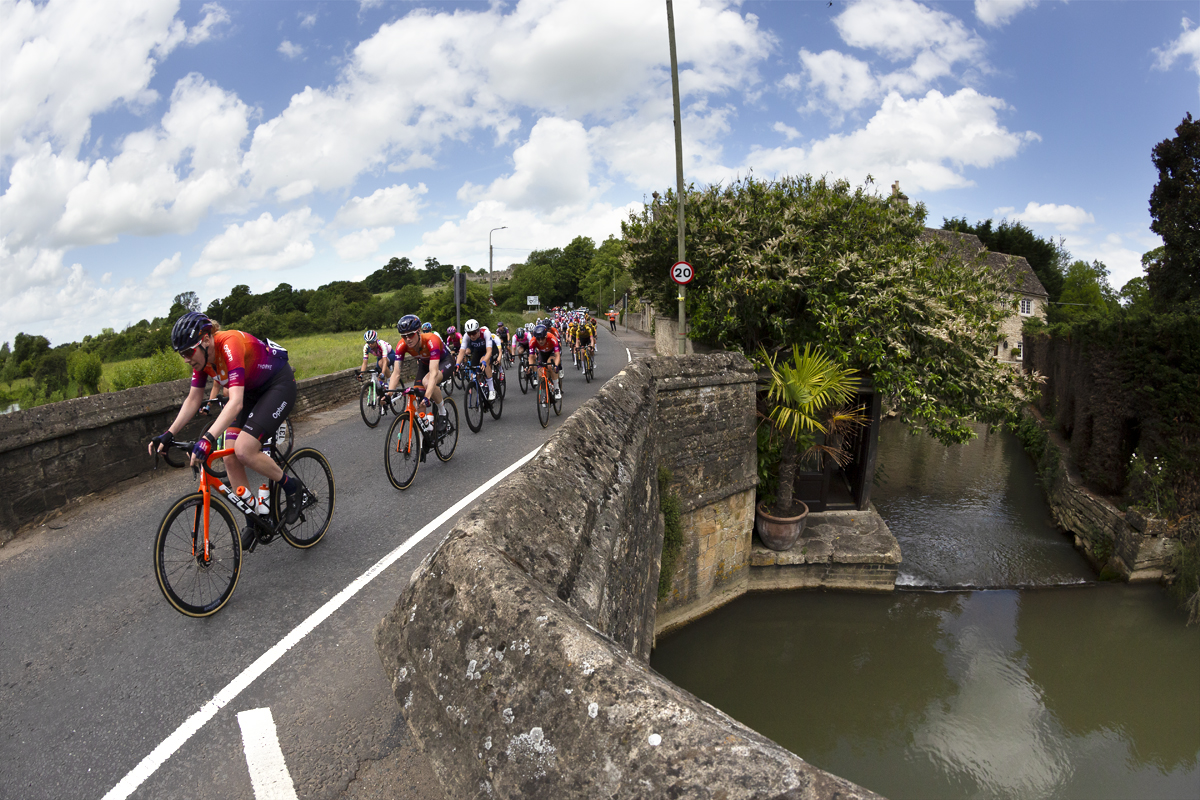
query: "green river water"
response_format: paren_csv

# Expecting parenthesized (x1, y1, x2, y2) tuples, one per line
(650, 421, 1200, 799)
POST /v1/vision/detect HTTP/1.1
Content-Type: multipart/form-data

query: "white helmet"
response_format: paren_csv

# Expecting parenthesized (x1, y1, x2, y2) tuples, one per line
(464, 318, 480, 333)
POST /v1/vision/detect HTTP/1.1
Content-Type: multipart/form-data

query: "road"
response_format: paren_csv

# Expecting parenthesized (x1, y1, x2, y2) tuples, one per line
(0, 326, 656, 800)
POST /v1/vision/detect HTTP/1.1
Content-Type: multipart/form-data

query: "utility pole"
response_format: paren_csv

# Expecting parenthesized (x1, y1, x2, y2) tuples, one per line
(489, 226, 506, 301)
(666, 0, 687, 356)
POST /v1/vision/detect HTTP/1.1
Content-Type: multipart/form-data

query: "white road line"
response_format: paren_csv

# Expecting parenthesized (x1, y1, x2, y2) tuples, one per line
(102, 444, 543, 800)
(237, 708, 298, 800)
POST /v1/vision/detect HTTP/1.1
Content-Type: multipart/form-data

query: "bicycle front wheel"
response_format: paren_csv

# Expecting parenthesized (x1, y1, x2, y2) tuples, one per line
(537, 376, 550, 428)
(584, 351, 593, 383)
(553, 375, 563, 416)
(360, 382, 383, 427)
(385, 414, 421, 490)
(435, 398, 458, 462)
(154, 493, 241, 618)
(464, 382, 484, 432)
(518, 364, 530, 394)
(276, 448, 335, 548)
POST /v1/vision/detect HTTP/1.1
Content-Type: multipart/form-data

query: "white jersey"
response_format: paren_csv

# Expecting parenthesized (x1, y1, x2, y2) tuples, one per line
(363, 340, 394, 361)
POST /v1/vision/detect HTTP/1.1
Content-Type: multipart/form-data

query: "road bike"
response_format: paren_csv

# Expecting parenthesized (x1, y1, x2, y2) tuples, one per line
(461, 361, 504, 433)
(200, 397, 293, 477)
(358, 367, 404, 428)
(153, 440, 335, 617)
(580, 345, 595, 383)
(501, 346, 515, 371)
(517, 357, 536, 395)
(534, 360, 563, 428)
(384, 384, 459, 490)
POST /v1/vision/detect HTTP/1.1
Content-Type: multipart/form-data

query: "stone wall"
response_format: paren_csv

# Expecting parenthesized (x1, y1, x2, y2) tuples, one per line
(0, 368, 360, 544)
(374, 354, 879, 800)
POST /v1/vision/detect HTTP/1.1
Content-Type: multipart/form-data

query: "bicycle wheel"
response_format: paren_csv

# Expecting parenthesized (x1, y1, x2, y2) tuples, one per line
(154, 493, 241, 618)
(489, 378, 504, 420)
(518, 363, 529, 394)
(435, 397, 458, 462)
(360, 382, 383, 427)
(276, 448, 335, 548)
(464, 381, 484, 433)
(385, 414, 421, 490)
(553, 374, 563, 416)
(584, 351, 593, 383)
(537, 374, 550, 428)
(495, 363, 507, 399)
(274, 417, 295, 462)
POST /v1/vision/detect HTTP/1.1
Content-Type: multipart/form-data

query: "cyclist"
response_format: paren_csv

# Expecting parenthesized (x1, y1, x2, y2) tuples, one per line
(495, 320, 511, 360)
(444, 325, 462, 358)
(359, 329, 394, 387)
(148, 312, 306, 524)
(388, 314, 451, 424)
(574, 318, 595, 366)
(529, 323, 563, 401)
(455, 318, 498, 401)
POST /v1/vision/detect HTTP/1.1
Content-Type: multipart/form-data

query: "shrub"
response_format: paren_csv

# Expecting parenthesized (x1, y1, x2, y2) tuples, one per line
(69, 350, 103, 395)
(109, 349, 190, 391)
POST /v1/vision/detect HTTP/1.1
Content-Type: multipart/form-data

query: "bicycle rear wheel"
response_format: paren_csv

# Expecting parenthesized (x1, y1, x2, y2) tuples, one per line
(385, 414, 421, 490)
(553, 374, 563, 416)
(537, 375, 550, 428)
(584, 350, 593, 383)
(435, 398, 458, 462)
(360, 382, 383, 427)
(518, 363, 530, 394)
(276, 448, 335, 548)
(489, 378, 504, 420)
(464, 381, 484, 432)
(154, 493, 241, 618)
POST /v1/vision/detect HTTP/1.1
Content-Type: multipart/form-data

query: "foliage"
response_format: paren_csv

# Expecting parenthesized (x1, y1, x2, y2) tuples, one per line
(68, 350, 103, 396)
(419, 279, 494, 333)
(623, 174, 1038, 445)
(1126, 449, 1175, 517)
(1168, 516, 1200, 625)
(1055, 259, 1119, 321)
(108, 349, 191, 391)
(657, 466, 683, 601)
(1119, 272, 1151, 313)
(578, 236, 632, 312)
(942, 216, 1067, 302)
(758, 344, 863, 514)
(363, 257, 417, 293)
(1148, 112, 1199, 310)
(2, 333, 51, 382)
(33, 350, 69, 394)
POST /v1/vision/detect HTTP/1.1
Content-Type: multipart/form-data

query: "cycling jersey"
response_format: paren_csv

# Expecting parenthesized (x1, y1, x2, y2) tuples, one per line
(496, 324, 510, 342)
(191, 330, 289, 392)
(444, 331, 462, 351)
(390, 331, 445, 364)
(363, 340, 394, 361)
(532, 330, 561, 354)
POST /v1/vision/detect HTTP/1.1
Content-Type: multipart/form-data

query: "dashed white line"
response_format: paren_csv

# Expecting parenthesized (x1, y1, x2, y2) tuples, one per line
(237, 708, 297, 800)
(103, 444, 543, 800)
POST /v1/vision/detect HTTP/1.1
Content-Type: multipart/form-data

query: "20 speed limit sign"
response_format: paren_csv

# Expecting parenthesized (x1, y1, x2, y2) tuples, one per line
(671, 261, 694, 285)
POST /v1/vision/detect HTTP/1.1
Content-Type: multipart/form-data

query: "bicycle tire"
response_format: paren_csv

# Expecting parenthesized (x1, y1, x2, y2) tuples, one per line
(496, 362, 506, 399)
(584, 351, 593, 383)
(385, 413, 420, 490)
(489, 378, 503, 420)
(537, 375, 550, 428)
(518, 363, 529, 394)
(276, 448, 335, 548)
(434, 397, 458, 462)
(464, 381, 484, 433)
(360, 382, 383, 427)
(154, 492, 242, 618)
(553, 374, 563, 416)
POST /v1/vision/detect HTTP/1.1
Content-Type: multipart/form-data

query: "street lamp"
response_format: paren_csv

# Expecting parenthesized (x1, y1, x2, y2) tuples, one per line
(489, 226, 507, 299)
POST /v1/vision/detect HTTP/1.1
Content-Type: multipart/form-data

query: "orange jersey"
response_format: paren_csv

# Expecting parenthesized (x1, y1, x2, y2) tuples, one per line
(393, 331, 445, 363)
(532, 330, 561, 354)
(191, 330, 287, 391)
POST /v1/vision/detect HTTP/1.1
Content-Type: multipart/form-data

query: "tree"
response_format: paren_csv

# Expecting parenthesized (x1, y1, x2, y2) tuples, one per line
(623, 175, 1038, 445)
(419, 280, 492, 333)
(580, 236, 631, 311)
(364, 256, 416, 293)
(173, 291, 201, 313)
(33, 350, 69, 395)
(1148, 112, 1199, 309)
(68, 350, 103, 395)
(942, 216, 1067, 302)
(421, 257, 454, 287)
(1057, 260, 1118, 320)
(558, 236, 596, 304)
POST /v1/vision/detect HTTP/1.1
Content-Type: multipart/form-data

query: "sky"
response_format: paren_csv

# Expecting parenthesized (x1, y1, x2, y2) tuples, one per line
(1, 0, 1196, 349)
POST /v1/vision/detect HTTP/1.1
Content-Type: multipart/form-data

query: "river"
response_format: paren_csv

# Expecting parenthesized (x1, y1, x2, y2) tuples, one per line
(651, 420, 1200, 799)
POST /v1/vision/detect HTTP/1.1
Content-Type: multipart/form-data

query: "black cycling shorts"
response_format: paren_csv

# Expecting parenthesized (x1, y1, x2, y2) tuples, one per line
(415, 355, 453, 385)
(231, 364, 297, 442)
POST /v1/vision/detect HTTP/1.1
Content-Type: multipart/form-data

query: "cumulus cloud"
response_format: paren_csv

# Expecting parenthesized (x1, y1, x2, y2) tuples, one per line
(745, 89, 1039, 192)
(147, 251, 183, 287)
(461, 118, 595, 213)
(331, 184, 427, 230)
(191, 208, 320, 276)
(278, 40, 303, 59)
(974, 0, 1039, 28)
(774, 122, 801, 141)
(186, 3, 230, 46)
(994, 201, 1094, 231)
(333, 227, 395, 261)
(1154, 16, 1200, 85)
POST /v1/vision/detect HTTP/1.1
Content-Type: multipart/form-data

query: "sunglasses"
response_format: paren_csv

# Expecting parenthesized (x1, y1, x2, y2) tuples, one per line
(403, 331, 421, 339)
(177, 345, 198, 358)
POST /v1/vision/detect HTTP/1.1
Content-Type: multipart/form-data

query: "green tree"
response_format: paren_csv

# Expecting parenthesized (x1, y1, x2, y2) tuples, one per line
(33, 350, 69, 395)
(1057, 260, 1118, 320)
(1119, 272, 1152, 314)
(2, 333, 50, 381)
(942, 216, 1067, 302)
(0, 342, 9, 375)
(171, 291, 201, 315)
(557, 236, 596, 304)
(507, 260, 559, 310)
(68, 350, 103, 395)
(1148, 112, 1199, 309)
(364, 256, 416, 293)
(580, 236, 631, 311)
(419, 280, 493, 333)
(421, 257, 454, 287)
(623, 175, 1038, 445)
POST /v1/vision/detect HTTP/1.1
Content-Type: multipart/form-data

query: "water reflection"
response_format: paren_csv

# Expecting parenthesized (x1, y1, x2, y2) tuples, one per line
(651, 588, 1200, 799)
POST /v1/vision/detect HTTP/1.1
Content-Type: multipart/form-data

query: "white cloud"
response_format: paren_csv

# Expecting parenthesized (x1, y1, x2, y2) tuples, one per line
(773, 122, 801, 141)
(461, 117, 595, 214)
(333, 227, 396, 261)
(1154, 16, 1200, 85)
(794, 49, 879, 112)
(186, 3, 230, 46)
(993, 201, 1094, 231)
(835, 0, 985, 64)
(974, 0, 1039, 29)
(192, 208, 320, 276)
(147, 252, 183, 287)
(299, 11, 318, 29)
(331, 184, 427, 230)
(278, 40, 303, 60)
(745, 89, 1039, 193)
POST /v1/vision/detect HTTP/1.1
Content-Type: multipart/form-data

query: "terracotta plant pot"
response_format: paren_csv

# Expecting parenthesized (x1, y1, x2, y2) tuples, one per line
(755, 501, 809, 551)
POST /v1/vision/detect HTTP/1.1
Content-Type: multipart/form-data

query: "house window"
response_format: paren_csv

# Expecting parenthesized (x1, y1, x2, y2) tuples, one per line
(1020, 298, 1033, 316)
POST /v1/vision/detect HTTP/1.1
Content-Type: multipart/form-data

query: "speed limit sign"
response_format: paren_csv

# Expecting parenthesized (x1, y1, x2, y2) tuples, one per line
(671, 261, 694, 285)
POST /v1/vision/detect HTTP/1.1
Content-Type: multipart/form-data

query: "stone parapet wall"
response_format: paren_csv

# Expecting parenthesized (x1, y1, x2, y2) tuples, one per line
(374, 354, 879, 799)
(0, 368, 359, 544)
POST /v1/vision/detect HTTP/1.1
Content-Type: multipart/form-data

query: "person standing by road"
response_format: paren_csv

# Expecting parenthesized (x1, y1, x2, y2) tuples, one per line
(607, 309, 618, 332)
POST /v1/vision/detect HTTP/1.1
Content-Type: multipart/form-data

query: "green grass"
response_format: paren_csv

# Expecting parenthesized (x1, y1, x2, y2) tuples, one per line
(274, 331, 364, 379)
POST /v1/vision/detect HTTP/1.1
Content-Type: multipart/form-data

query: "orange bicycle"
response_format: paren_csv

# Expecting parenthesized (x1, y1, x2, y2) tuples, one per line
(534, 359, 563, 428)
(153, 440, 335, 617)
(384, 384, 459, 490)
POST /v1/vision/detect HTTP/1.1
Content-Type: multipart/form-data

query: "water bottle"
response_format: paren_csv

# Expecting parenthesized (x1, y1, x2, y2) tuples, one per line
(234, 485, 256, 514)
(419, 413, 433, 434)
(256, 484, 270, 515)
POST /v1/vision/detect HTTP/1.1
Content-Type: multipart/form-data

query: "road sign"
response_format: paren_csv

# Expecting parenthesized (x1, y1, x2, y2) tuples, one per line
(671, 261, 694, 285)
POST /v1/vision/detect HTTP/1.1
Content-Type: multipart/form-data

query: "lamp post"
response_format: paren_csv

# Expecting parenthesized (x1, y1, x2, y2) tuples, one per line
(666, 0, 687, 356)
(489, 226, 507, 300)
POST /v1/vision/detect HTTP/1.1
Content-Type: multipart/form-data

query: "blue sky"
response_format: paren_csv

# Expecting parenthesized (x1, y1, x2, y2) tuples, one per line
(2, 0, 1196, 348)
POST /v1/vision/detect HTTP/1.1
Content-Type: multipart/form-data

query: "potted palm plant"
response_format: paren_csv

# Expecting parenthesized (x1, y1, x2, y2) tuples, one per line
(755, 344, 864, 551)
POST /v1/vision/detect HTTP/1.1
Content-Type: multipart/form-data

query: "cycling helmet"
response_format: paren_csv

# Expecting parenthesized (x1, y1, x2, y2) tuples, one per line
(464, 318, 480, 334)
(171, 312, 213, 352)
(422, 322, 433, 333)
(364, 329, 378, 344)
(534, 324, 548, 338)
(397, 314, 422, 335)
(526, 323, 534, 332)
(446, 326, 457, 336)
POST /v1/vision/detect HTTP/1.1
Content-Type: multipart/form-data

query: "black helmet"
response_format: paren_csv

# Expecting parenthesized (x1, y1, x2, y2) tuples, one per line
(533, 324, 548, 338)
(397, 314, 421, 335)
(171, 312, 213, 352)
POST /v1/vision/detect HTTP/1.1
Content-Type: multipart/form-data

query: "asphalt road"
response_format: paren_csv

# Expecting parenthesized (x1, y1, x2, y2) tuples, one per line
(0, 326, 656, 800)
